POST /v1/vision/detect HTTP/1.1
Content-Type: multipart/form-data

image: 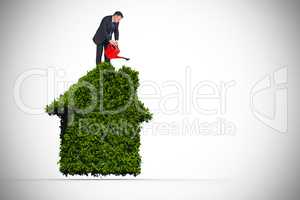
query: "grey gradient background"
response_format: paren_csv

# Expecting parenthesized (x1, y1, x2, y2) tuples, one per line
(1, 0, 300, 199)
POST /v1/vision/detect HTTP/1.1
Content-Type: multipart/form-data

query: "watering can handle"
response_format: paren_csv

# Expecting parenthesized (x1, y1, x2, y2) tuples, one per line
(112, 43, 118, 49)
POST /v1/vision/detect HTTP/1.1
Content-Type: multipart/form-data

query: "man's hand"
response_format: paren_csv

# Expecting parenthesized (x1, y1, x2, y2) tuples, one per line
(109, 40, 118, 46)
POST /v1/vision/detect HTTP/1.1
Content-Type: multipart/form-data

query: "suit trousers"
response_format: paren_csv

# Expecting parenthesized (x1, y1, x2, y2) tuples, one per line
(96, 41, 110, 64)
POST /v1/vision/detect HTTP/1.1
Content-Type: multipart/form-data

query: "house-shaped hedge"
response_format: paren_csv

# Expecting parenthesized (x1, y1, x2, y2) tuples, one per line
(45, 62, 153, 176)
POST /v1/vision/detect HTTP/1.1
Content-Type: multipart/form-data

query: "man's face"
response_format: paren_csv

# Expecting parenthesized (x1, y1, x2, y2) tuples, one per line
(113, 15, 122, 23)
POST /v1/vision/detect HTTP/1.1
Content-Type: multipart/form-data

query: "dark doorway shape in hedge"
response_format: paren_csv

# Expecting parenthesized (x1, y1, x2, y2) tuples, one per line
(45, 62, 153, 176)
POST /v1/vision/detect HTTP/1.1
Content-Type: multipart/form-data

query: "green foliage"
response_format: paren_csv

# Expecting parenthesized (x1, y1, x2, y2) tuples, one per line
(45, 62, 153, 176)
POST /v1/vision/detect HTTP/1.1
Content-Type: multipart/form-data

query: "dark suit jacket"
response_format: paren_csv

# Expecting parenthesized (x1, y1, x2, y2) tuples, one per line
(93, 15, 119, 45)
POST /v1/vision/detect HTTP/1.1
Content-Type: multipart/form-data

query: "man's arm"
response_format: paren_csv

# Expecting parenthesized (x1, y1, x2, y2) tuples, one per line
(114, 22, 119, 41)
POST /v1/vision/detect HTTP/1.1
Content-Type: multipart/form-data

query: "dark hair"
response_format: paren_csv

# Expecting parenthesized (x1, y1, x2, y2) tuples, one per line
(113, 11, 123, 18)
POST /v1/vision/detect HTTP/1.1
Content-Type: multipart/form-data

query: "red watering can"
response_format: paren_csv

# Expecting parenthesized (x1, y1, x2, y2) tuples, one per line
(104, 43, 130, 61)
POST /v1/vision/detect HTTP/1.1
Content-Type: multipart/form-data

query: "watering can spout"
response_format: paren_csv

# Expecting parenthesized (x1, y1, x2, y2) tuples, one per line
(118, 56, 130, 61)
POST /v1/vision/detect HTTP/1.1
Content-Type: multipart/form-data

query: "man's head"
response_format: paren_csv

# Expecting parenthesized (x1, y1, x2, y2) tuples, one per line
(112, 11, 123, 23)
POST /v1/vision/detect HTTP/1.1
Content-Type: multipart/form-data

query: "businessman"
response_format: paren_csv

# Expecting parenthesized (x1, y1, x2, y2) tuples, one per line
(93, 11, 123, 64)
